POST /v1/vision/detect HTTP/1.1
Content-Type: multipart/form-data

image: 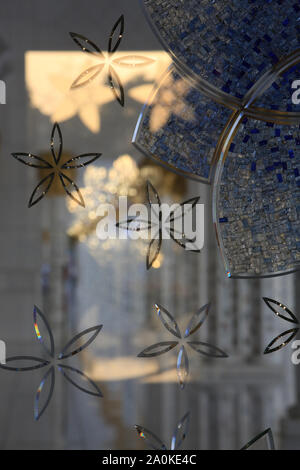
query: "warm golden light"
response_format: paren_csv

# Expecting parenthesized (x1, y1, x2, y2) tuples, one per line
(152, 253, 163, 269)
(25, 51, 171, 133)
(148, 74, 195, 132)
(86, 356, 160, 381)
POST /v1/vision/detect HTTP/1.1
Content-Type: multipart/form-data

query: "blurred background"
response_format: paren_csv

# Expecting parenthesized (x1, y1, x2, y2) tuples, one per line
(0, 0, 299, 450)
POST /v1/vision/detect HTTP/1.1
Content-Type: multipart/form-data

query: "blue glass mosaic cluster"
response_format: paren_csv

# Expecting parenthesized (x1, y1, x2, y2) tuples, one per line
(218, 118, 300, 276)
(136, 0, 300, 277)
(143, 0, 300, 97)
(136, 69, 231, 182)
(256, 63, 300, 112)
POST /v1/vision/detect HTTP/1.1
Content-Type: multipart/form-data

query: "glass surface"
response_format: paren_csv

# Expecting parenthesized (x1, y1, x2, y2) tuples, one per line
(0, 0, 299, 451)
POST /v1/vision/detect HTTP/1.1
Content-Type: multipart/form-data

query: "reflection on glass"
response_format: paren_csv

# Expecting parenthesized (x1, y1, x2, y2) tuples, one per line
(25, 51, 171, 132)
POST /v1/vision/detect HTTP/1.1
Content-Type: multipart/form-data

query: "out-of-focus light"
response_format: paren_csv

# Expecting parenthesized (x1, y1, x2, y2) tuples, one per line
(152, 253, 163, 269)
(25, 51, 171, 133)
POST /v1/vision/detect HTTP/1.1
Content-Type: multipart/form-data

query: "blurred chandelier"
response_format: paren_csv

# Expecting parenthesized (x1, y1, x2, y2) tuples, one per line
(133, 0, 300, 278)
(67, 155, 186, 269)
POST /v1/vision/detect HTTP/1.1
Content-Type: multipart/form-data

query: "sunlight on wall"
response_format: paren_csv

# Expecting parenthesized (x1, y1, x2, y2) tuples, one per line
(81, 350, 203, 385)
(25, 51, 171, 133)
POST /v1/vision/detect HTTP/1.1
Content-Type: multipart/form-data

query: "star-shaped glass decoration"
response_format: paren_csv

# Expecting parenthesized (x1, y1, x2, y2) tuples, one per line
(117, 180, 201, 270)
(241, 428, 275, 450)
(138, 303, 228, 389)
(0, 306, 103, 420)
(135, 411, 190, 450)
(69, 15, 155, 106)
(263, 297, 299, 354)
(11, 122, 102, 207)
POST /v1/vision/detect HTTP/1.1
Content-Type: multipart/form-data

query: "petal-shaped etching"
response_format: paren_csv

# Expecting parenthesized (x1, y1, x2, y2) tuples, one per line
(184, 303, 210, 338)
(187, 341, 228, 358)
(57, 364, 103, 397)
(11, 153, 53, 169)
(116, 217, 152, 232)
(50, 122, 63, 165)
(171, 412, 190, 451)
(69, 32, 104, 58)
(137, 341, 178, 358)
(28, 173, 55, 208)
(58, 325, 102, 360)
(108, 15, 124, 54)
(108, 65, 125, 107)
(146, 181, 161, 224)
(168, 196, 200, 223)
(146, 234, 162, 270)
(34, 366, 55, 421)
(241, 428, 275, 450)
(146, 180, 161, 207)
(33, 305, 55, 358)
(176, 346, 189, 390)
(13, 124, 102, 208)
(112, 55, 155, 68)
(70, 64, 105, 90)
(263, 297, 298, 324)
(169, 228, 201, 252)
(61, 153, 102, 169)
(135, 425, 167, 451)
(59, 172, 85, 207)
(155, 304, 181, 339)
(0, 356, 49, 372)
(264, 328, 299, 354)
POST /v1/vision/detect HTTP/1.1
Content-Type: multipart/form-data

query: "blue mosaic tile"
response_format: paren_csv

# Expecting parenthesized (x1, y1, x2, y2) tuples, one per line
(134, 68, 231, 182)
(143, 0, 300, 98)
(217, 120, 300, 276)
(256, 62, 300, 112)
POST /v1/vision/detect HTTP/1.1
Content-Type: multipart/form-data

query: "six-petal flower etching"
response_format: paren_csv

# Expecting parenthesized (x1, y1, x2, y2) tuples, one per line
(69, 15, 155, 106)
(263, 297, 299, 354)
(136, 415, 275, 451)
(1, 5, 287, 443)
(11, 122, 102, 208)
(135, 411, 190, 450)
(138, 303, 228, 389)
(117, 180, 201, 270)
(0, 305, 103, 420)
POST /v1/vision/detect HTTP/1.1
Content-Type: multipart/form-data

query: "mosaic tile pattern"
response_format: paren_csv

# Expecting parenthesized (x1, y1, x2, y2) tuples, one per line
(255, 63, 300, 112)
(143, 0, 300, 97)
(217, 118, 300, 276)
(134, 68, 231, 182)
